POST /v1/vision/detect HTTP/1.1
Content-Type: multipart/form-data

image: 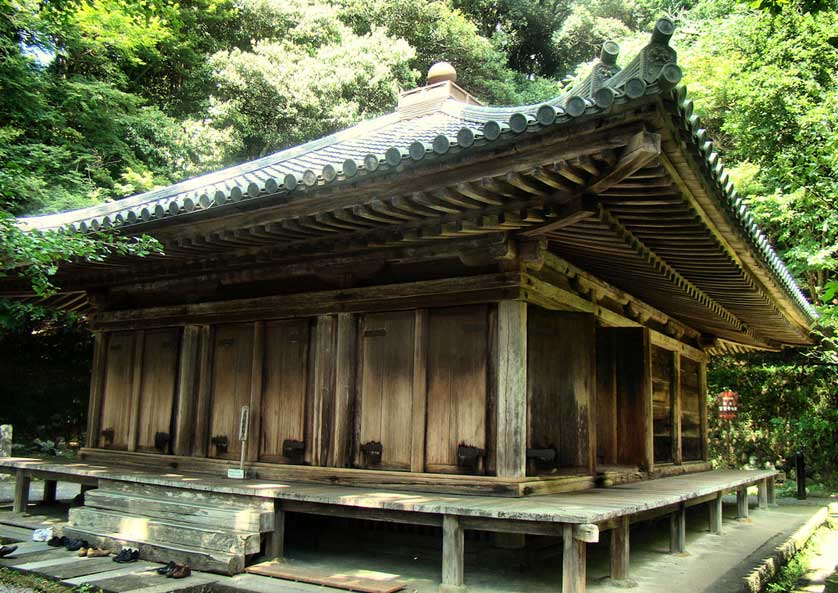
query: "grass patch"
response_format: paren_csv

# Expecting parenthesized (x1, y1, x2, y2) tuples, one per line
(766, 526, 829, 593)
(0, 568, 102, 593)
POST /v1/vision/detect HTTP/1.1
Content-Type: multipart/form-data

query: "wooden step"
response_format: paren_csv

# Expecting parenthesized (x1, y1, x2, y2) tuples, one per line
(98, 479, 273, 512)
(68, 507, 260, 555)
(62, 525, 243, 576)
(84, 489, 272, 532)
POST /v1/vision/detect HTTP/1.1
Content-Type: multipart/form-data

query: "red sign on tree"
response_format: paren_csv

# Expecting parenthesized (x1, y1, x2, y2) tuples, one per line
(717, 390, 739, 420)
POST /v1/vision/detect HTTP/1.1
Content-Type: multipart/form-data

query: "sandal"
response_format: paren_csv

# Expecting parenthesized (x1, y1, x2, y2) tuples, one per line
(87, 548, 110, 558)
(156, 561, 177, 575)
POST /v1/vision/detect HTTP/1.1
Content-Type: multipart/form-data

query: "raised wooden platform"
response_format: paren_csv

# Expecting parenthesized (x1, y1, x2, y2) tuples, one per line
(0, 456, 777, 592)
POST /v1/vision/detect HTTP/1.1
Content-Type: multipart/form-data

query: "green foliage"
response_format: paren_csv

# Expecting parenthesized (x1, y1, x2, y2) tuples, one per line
(0, 212, 162, 297)
(708, 349, 838, 486)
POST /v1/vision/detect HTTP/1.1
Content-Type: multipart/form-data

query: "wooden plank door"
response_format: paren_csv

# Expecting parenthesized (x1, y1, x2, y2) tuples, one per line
(98, 331, 136, 450)
(259, 319, 311, 463)
(207, 323, 254, 460)
(527, 308, 595, 473)
(135, 328, 181, 453)
(425, 305, 489, 474)
(355, 311, 415, 470)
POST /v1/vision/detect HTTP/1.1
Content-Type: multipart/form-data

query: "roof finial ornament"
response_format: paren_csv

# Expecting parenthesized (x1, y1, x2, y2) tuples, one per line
(427, 62, 457, 85)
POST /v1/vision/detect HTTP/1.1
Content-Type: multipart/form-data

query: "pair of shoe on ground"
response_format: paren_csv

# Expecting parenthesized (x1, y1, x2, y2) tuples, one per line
(113, 548, 140, 563)
(47, 536, 89, 552)
(0, 545, 18, 558)
(156, 560, 192, 579)
(79, 546, 110, 558)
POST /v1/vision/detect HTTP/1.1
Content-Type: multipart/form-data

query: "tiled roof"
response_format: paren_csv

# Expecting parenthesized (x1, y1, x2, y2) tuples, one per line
(17, 18, 817, 325)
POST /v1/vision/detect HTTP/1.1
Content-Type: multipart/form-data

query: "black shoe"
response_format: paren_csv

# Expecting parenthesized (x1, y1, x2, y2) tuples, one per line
(156, 561, 177, 575)
(113, 548, 139, 563)
(64, 538, 88, 552)
(47, 536, 63, 547)
(0, 545, 18, 558)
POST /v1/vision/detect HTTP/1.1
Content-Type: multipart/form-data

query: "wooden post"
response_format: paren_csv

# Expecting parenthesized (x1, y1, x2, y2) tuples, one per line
(410, 310, 428, 473)
(736, 486, 749, 519)
(191, 325, 213, 457)
(173, 325, 204, 457)
(127, 330, 146, 452)
(610, 516, 630, 581)
(86, 332, 107, 449)
(496, 301, 527, 480)
(13, 470, 30, 514)
(758, 479, 768, 510)
(42, 480, 57, 505)
(246, 321, 265, 463)
(699, 361, 709, 461)
(768, 476, 776, 505)
(266, 500, 285, 559)
(562, 524, 586, 593)
(709, 492, 723, 534)
(669, 504, 686, 553)
(330, 313, 356, 468)
(312, 315, 337, 467)
(672, 352, 682, 465)
(441, 515, 465, 593)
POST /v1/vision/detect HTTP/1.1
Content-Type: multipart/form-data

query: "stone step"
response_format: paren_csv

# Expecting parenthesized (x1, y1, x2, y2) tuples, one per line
(98, 479, 273, 512)
(63, 525, 244, 576)
(85, 489, 273, 533)
(68, 507, 261, 555)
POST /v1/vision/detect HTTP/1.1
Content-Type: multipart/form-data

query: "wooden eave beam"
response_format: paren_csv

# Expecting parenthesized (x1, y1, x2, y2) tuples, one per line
(519, 130, 661, 238)
(655, 110, 813, 339)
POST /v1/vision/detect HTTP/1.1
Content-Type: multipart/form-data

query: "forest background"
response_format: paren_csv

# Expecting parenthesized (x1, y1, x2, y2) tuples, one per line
(0, 0, 836, 490)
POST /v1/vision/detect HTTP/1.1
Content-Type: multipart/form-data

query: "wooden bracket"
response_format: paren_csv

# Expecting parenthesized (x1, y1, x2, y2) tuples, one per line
(520, 195, 598, 237)
(587, 130, 662, 194)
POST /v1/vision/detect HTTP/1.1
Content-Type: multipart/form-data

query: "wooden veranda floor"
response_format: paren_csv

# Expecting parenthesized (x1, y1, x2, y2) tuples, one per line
(0, 456, 774, 525)
(0, 457, 777, 593)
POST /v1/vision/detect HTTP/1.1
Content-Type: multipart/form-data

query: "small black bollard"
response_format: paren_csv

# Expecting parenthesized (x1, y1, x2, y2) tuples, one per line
(795, 451, 806, 500)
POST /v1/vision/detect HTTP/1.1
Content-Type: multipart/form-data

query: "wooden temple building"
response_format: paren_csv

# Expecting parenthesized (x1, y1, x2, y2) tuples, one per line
(0, 19, 817, 593)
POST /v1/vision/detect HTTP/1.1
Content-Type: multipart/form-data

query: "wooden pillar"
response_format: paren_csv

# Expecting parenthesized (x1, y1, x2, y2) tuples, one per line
(13, 470, 30, 514)
(768, 476, 776, 505)
(709, 492, 723, 534)
(609, 516, 630, 581)
(329, 313, 357, 468)
(42, 480, 57, 505)
(410, 310, 428, 473)
(736, 487, 749, 519)
(758, 479, 768, 510)
(562, 524, 587, 593)
(86, 332, 107, 449)
(441, 515, 465, 593)
(669, 504, 686, 553)
(496, 301, 527, 480)
(311, 315, 337, 467)
(173, 325, 206, 457)
(266, 500, 285, 559)
(671, 352, 682, 465)
(246, 322, 265, 463)
(190, 325, 214, 457)
(127, 330, 146, 452)
(699, 361, 709, 461)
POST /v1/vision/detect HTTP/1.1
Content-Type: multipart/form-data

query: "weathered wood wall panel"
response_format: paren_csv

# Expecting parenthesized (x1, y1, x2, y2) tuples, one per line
(595, 328, 618, 466)
(680, 357, 702, 461)
(496, 301, 527, 479)
(651, 346, 674, 464)
(355, 311, 416, 470)
(135, 328, 181, 453)
(614, 327, 652, 469)
(99, 332, 136, 450)
(527, 307, 595, 474)
(425, 306, 489, 473)
(207, 323, 254, 460)
(259, 319, 311, 463)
